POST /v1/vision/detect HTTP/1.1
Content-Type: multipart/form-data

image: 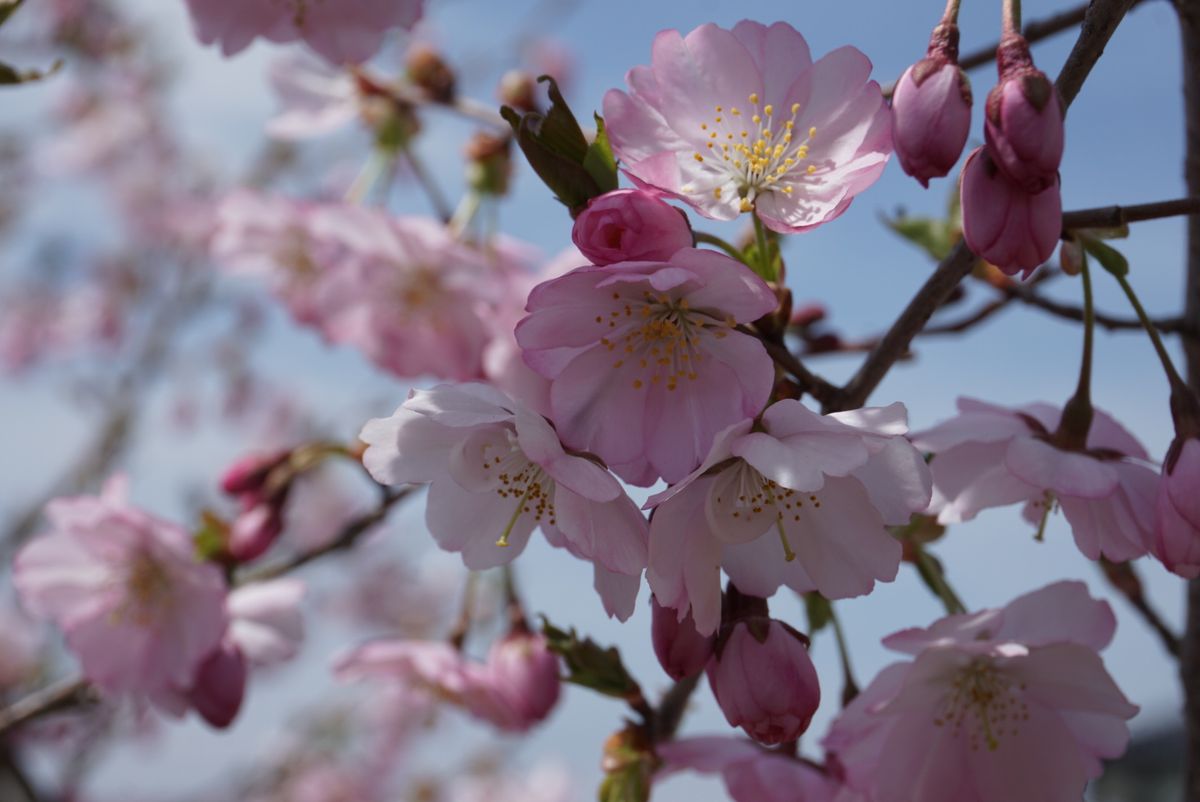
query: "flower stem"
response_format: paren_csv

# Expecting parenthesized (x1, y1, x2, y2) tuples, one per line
(913, 546, 967, 615)
(1113, 271, 1189, 390)
(942, 0, 962, 24)
(1003, 0, 1022, 34)
(693, 230, 744, 261)
(752, 214, 776, 281)
(1055, 255, 1096, 448)
(828, 604, 861, 705)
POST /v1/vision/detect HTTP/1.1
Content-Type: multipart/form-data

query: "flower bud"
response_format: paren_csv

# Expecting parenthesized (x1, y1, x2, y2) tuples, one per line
(891, 24, 972, 187)
(481, 632, 562, 730)
(984, 35, 1064, 193)
(406, 43, 456, 103)
(960, 146, 1061, 278)
(651, 596, 715, 680)
(219, 450, 289, 496)
(465, 131, 513, 196)
(228, 503, 284, 563)
(188, 642, 247, 729)
(1153, 438, 1200, 578)
(571, 189, 692, 265)
(498, 69, 538, 113)
(706, 618, 820, 745)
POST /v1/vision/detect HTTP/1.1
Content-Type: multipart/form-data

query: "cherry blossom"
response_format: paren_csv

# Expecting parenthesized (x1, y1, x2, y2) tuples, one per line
(658, 737, 847, 802)
(359, 382, 647, 619)
(912, 397, 1156, 562)
(603, 21, 890, 233)
(823, 582, 1137, 802)
(648, 400, 931, 634)
(515, 248, 777, 485)
(1151, 437, 1200, 577)
(12, 477, 228, 707)
(571, 189, 693, 265)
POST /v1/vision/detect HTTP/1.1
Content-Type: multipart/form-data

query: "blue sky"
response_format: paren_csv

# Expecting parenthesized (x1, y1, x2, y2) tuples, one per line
(1, 0, 1193, 798)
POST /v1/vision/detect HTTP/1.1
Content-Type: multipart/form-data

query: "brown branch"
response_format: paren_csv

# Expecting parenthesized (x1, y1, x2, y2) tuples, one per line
(830, 0, 1142, 412)
(0, 677, 94, 739)
(1003, 280, 1197, 336)
(652, 672, 702, 743)
(1062, 196, 1200, 229)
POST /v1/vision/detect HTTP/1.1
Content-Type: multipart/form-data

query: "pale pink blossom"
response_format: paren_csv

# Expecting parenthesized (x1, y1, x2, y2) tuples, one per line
(13, 478, 228, 706)
(708, 618, 821, 745)
(183, 0, 424, 65)
(571, 189, 693, 265)
(823, 581, 1137, 802)
(1151, 437, 1200, 577)
(515, 248, 777, 485)
(603, 21, 890, 233)
(227, 578, 306, 666)
(912, 397, 1156, 563)
(658, 737, 845, 802)
(960, 146, 1061, 278)
(360, 383, 647, 620)
(266, 53, 361, 140)
(648, 400, 930, 635)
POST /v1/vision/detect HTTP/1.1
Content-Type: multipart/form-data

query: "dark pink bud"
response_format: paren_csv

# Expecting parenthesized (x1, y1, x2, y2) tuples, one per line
(227, 503, 284, 562)
(652, 596, 715, 680)
(960, 146, 1061, 278)
(984, 36, 1064, 193)
(571, 189, 693, 265)
(892, 25, 972, 187)
(706, 618, 820, 745)
(483, 632, 561, 730)
(188, 642, 247, 729)
(219, 450, 289, 496)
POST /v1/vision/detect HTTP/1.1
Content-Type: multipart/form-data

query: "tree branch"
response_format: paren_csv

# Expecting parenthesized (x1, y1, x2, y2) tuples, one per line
(1062, 196, 1200, 229)
(829, 0, 1143, 412)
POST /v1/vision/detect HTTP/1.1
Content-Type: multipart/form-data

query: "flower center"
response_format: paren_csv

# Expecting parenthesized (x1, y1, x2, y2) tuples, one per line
(117, 551, 173, 626)
(595, 291, 733, 391)
(712, 461, 825, 562)
(933, 659, 1028, 751)
(476, 432, 556, 547)
(689, 93, 819, 209)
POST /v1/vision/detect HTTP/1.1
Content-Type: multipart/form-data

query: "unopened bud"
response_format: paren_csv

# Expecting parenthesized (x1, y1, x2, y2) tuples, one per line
(651, 596, 715, 680)
(498, 69, 538, 113)
(406, 43, 456, 103)
(188, 642, 247, 729)
(985, 35, 1064, 194)
(892, 23, 972, 187)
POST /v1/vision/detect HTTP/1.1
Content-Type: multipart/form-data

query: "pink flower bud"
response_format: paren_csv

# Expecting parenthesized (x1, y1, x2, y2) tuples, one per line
(652, 596, 715, 680)
(706, 618, 820, 745)
(984, 36, 1064, 193)
(571, 189, 692, 265)
(960, 146, 1062, 278)
(219, 450, 289, 496)
(891, 25, 972, 187)
(482, 632, 562, 730)
(228, 503, 284, 562)
(1152, 438, 1200, 578)
(188, 642, 247, 729)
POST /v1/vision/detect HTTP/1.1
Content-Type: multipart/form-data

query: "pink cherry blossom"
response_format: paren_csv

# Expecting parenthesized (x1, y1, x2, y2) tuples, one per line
(227, 578, 306, 666)
(911, 397, 1156, 563)
(571, 189, 693, 265)
(648, 400, 930, 635)
(266, 53, 362, 140)
(183, 0, 424, 65)
(1151, 437, 1200, 577)
(823, 581, 1137, 802)
(515, 248, 777, 485)
(602, 21, 890, 233)
(12, 477, 228, 706)
(359, 383, 647, 620)
(658, 737, 846, 802)
(708, 618, 821, 745)
(960, 146, 1062, 278)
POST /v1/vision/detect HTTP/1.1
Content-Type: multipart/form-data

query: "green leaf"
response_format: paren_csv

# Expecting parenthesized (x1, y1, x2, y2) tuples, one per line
(0, 0, 24, 28)
(1081, 235, 1129, 277)
(881, 211, 960, 262)
(0, 58, 62, 86)
(582, 114, 618, 194)
(501, 75, 608, 215)
(192, 512, 230, 562)
(804, 592, 833, 634)
(542, 619, 642, 700)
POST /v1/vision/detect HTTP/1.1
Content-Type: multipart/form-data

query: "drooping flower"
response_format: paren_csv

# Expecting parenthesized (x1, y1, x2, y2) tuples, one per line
(359, 382, 647, 620)
(657, 737, 848, 802)
(891, 23, 971, 187)
(571, 189, 693, 265)
(1151, 437, 1200, 577)
(911, 397, 1156, 563)
(183, 0, 424, 65)
(708, 617, 821, 745)
(515, 248, 777, 485)
(647, 400, 930, 635)
(13, 477, 228, 706)
(823, 581, 1137, 802)
(652, 595, 715, 680)
(603, 21, 890, 233)
(959, 147, 1062, 278)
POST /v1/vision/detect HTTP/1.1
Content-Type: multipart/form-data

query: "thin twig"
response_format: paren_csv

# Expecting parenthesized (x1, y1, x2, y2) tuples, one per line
(402, 146, 454, 223)
(0, 677, 93, 739)
(738, 325, 839, 407)
(1062, 196, 1200, 229)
